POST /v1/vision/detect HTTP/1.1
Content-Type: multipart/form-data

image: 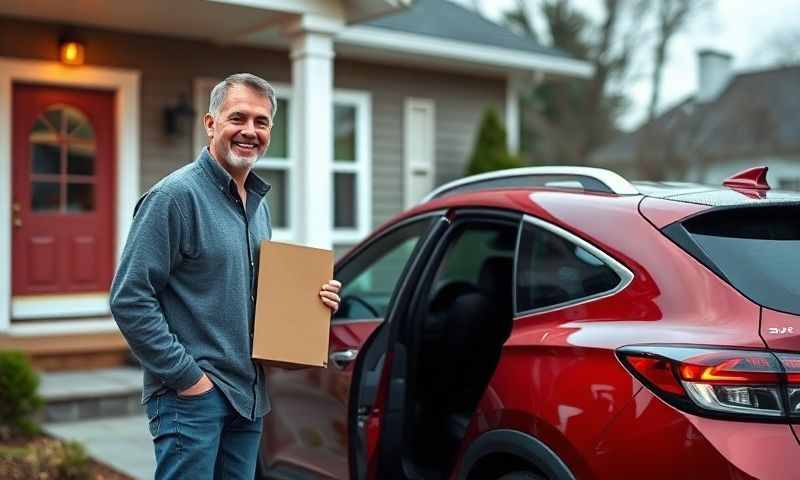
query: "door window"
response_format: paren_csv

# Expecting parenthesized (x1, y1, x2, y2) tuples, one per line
(430, 223, 517, 293)
(424, 220, 518, 323)
(516, 221, 623, 313)
(334, 218, 432, 321)
(29, 105, 96, 213)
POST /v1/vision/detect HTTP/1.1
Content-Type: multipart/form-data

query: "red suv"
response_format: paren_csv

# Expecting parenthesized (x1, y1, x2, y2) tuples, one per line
(259, 166, 799, 480)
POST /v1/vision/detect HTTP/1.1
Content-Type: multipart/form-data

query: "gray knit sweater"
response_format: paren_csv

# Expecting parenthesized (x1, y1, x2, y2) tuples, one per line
(110, 148, 272, 419)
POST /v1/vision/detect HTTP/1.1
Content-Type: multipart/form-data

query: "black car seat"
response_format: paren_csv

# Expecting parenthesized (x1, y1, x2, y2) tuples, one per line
(414, 256, 515, 467)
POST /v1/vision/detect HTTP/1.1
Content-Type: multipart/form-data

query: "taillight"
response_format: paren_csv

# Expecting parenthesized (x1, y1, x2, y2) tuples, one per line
(776, 353, 800, 417)
(617, 345, 800, 422)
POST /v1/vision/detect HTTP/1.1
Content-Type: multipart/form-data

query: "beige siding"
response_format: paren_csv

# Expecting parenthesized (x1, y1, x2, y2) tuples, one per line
(0, 17, 291, 192)
(1, 17, 506, 235)
(335, 60, 506, 227)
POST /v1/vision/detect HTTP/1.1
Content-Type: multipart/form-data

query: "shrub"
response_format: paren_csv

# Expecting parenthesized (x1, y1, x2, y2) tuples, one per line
(0, 351, 43, 440)
(1, 438, 90, 480)
(465, 108, 522, 176)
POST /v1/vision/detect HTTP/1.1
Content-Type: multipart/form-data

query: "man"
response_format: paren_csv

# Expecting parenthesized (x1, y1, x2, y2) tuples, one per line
(110, 73, 341, 479)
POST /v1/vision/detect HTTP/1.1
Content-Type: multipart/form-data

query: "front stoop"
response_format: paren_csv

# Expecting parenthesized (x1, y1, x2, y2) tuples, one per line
(38, 367, 144, 423)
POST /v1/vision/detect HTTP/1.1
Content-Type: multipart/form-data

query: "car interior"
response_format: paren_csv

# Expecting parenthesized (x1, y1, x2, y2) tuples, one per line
(402, 220, 518, 478)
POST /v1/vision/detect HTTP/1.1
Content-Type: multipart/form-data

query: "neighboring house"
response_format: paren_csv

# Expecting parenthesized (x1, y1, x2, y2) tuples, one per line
(0, 0, 591, 367)
(590, 49, 800, 186)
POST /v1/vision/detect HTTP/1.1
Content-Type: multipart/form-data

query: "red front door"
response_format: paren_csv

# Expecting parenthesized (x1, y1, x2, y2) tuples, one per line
(11, 84, 115, 295)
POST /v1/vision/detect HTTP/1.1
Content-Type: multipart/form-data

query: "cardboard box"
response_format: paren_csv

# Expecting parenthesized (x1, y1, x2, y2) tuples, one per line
(252, 240, 334, 369)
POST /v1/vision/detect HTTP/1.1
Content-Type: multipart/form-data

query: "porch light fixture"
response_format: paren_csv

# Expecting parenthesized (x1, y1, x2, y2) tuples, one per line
(59, 36, 85, 66)
(163, 93, 196, 137)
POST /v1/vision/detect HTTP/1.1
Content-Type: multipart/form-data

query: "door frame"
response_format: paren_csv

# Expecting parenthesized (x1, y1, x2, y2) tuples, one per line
(0, 57, 140, 335)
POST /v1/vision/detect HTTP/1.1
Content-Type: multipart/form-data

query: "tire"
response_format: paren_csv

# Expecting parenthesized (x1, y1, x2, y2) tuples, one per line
(497, 472, 545, 480)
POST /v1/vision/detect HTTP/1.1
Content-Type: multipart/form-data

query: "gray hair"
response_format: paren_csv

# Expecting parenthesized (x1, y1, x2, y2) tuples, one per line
(208, 73, 277, 118)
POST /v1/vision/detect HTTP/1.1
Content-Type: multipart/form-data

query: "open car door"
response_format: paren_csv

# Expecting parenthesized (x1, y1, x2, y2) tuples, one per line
(348, 215, 451, 480)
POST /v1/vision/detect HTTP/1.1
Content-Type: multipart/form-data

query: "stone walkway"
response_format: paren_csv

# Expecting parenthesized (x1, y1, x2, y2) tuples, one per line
(40, 367, 154, 479)
(45, 415, 154, 479)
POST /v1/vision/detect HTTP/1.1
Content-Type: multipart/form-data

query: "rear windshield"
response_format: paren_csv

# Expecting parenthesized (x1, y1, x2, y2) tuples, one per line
(680, 206, 800, 314)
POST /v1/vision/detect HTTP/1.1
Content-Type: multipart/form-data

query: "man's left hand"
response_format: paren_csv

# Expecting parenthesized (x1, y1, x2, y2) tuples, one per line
(319, 280, 342, 314)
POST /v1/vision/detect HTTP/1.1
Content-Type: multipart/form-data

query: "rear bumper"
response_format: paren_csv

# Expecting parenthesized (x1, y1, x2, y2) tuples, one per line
(589, 389, 799, 480)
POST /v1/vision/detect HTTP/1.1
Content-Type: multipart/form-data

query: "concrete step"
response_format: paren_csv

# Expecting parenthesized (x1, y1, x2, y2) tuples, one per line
(38, 367, 144, 423)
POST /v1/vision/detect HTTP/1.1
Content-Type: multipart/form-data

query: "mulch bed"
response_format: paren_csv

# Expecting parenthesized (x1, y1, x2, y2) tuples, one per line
(0, 434, 134, 480)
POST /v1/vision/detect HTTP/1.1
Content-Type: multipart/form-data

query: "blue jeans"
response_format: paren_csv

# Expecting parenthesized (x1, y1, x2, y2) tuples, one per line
(145, 387, 263, 480)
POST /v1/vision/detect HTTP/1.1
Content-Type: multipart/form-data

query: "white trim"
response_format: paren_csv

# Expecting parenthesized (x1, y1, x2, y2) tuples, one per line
(332, 89, 372, 244)
(337, 26, 593, 78)
(12, 293, 110, 320)
(208, 0, 345, 18)
(403, 97, 436, 209)
(7, 318, 118, 337)
(506, 75, 520, 154)
(0, 57, 140, 334)
(192, 77, 219, 160)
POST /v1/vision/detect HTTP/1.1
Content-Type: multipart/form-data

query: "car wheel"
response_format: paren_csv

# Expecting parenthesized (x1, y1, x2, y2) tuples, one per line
(496, 472, 545, 480)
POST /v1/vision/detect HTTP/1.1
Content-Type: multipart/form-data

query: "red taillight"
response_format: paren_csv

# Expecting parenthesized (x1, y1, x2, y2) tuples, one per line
(626, 356, 684, 395)
(618, 346, 800, 421)
(777, 355, 800, 384)
(677, 353, 782, 384)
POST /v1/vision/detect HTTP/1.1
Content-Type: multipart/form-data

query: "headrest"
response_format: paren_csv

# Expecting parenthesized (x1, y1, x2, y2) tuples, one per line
(478, 256, 513, 294)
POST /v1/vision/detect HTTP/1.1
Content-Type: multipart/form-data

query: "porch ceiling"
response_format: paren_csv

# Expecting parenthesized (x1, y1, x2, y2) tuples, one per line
(0, 0, 293, 45)
(0, 0, 590, 78)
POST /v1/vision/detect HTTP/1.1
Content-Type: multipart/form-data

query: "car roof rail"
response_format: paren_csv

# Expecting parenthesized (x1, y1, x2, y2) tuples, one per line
(420, 166, 640, 203)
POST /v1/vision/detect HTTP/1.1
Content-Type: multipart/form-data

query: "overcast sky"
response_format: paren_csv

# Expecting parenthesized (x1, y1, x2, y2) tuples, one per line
(451, 0, 799, 130)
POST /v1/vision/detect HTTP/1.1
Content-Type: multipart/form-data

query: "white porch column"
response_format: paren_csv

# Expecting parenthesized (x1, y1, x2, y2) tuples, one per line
(287, 16, 341, 249)
(505, 74, 522, 154)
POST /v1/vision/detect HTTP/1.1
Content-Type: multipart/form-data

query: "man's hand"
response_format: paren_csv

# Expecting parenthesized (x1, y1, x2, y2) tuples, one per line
(319, 280, 342, 314)
(178, 373, 214, 397)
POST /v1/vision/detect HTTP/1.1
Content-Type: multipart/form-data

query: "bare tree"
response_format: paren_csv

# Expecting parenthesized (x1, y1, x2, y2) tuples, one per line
(504, 0, 538, 38)
(647, 0, 709, 122)
(506, 0, 650, 165)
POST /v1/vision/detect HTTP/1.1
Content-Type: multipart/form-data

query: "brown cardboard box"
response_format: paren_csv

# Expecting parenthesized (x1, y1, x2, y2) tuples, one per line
(252, 240, 334, 369)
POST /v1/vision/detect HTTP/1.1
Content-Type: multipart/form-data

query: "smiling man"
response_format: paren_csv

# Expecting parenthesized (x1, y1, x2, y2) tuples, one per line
(110, 73, 341, 480)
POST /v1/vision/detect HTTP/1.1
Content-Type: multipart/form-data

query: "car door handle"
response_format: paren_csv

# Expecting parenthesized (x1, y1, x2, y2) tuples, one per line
(329, 349, 358, 369)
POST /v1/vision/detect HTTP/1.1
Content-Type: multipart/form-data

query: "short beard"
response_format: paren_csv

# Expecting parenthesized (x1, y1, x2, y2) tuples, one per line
(227, 150, 258, 170)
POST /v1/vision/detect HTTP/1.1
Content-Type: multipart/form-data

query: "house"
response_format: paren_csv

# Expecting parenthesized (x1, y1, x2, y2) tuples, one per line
(590, 49, 800, 187)
(0, 0, 591, 368)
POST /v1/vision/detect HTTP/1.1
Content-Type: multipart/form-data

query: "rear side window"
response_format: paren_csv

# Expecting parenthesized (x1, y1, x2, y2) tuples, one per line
(679, 206, 800, 315)
(516, 221, 623, 313)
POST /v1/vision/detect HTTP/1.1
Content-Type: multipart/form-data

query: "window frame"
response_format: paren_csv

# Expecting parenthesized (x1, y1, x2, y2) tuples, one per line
(193, 79, 372, 243)
(332, 89, 372, 244)
(514, 214, 634, 317)
(193, 79, 295, 240)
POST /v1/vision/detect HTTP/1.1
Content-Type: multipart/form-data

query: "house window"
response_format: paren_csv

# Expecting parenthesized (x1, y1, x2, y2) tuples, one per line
(194, 80, 293, 240)
(332, 91, 372, 244)
(255, 96, 291, 231)
(194, 80, 371, 243)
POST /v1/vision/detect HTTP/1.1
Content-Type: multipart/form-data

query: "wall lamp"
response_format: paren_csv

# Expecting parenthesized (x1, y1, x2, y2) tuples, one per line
(59, 34, 85, 66)
(164, 93, 196, 137)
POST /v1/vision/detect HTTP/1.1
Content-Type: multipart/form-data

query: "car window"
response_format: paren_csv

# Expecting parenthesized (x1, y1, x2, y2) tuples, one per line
(334, 218, 432, 321)
(516, 221, 621, 313)
(678, 205, 800, 315)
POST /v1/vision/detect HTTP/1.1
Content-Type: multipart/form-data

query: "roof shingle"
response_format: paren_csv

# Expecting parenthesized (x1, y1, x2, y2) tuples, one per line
(364, 0, 570, 58)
